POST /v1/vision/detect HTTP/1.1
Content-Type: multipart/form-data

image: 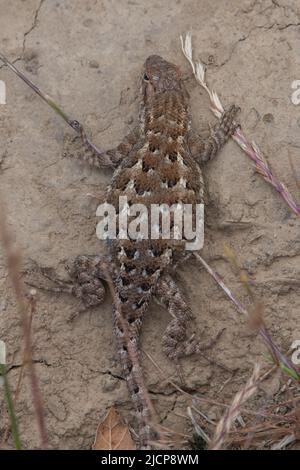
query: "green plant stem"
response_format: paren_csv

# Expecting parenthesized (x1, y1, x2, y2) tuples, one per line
(0, 364, 22, 449)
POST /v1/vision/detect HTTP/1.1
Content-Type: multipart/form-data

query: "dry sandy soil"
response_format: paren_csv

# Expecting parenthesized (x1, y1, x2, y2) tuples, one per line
(1, 0, 300, 450)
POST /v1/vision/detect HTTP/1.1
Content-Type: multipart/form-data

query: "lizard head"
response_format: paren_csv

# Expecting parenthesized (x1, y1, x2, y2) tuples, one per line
(142, 55, 186, 100)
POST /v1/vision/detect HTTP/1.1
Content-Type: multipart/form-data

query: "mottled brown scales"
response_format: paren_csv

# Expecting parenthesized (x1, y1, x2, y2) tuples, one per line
(30, 55, 239, 448)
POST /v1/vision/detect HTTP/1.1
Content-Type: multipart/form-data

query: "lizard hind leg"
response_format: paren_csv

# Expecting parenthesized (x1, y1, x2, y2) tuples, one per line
(155, 274, 222, 361)
(25, 255, 108, 310)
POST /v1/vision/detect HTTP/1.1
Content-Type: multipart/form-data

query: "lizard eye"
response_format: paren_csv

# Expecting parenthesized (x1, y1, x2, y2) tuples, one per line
(143, 73, 150, 81)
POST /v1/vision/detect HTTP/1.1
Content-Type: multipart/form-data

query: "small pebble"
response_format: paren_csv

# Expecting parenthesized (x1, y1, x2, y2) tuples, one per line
(263, 113, 274, 124)
(89, 60, 99, 69)
(83, 18, 93, 27)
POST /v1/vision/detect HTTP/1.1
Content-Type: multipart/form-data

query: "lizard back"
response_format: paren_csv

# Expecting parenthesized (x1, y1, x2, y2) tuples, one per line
(106, 56, 204, 319)
(104, 55, 205, 446)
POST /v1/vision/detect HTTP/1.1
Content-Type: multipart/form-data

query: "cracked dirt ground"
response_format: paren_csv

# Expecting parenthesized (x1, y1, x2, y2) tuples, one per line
(1, 0, 300, 450)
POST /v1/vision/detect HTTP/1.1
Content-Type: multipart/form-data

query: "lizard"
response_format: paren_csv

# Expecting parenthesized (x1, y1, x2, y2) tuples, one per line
(25, 55, 239, 448)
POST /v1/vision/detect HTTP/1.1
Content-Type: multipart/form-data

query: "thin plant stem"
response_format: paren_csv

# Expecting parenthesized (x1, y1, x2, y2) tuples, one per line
(0, 54, 104, 157)
(180, 33, 300, 220)
(0, 198, 49, 448)
(0, 291, 36, 447)
(0, 364, 22, 449)
(194, 253, 300, 381)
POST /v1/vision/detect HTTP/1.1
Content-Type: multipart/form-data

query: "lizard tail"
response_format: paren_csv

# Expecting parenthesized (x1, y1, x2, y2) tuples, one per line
(113, 305, 158, 449)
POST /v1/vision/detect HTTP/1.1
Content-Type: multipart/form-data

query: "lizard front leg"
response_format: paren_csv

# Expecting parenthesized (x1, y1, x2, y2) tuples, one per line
(187, 105, 240, 164)
(64, 126, 142, 170)
(155, 273, 222, 361)
(25, 255, 111, 309)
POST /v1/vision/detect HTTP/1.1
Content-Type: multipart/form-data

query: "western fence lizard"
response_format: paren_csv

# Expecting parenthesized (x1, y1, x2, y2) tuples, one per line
(28, 55, 239, 448)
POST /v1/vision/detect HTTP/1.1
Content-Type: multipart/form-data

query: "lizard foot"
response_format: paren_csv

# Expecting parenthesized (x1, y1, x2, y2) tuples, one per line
(24, 255, 107, 310)
(155, 273, 224, 364)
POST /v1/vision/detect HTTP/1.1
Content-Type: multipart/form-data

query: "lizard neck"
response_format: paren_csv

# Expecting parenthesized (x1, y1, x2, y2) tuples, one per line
(143, 90, 190, 140)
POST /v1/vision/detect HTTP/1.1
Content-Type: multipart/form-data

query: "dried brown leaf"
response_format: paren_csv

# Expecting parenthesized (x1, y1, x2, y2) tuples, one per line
(93, 407, 136, 450)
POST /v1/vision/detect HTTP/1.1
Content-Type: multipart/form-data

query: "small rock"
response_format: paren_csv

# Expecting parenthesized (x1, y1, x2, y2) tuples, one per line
(83, 18, 93, 27)
(89, 60, 99, 69)
(263, 113, 274, 124)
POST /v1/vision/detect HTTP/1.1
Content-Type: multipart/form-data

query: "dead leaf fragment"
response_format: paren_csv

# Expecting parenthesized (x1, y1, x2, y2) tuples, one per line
(93, 407, 136, 450)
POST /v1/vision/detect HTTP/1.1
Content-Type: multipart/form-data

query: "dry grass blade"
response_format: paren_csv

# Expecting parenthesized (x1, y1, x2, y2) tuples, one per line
(222, 386, 300, 449)
(271, 434, 296, 450)
(0, 54, 104, 158)
(182, 32, 300, 378)
(0, 197, 48, 448)
(210, 365, 260, 450)
(181, 33, 300, 220)
(187, 407, 210, 444)
(93, 407, 136, 450)
(194, 253, 300, 381)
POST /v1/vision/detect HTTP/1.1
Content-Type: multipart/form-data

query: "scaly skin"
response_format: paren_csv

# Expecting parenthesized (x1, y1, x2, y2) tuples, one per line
(105, 56, 204, 446)
(27, 55, 239, 448)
